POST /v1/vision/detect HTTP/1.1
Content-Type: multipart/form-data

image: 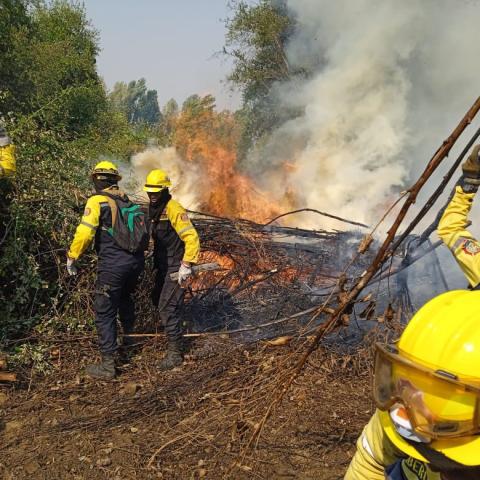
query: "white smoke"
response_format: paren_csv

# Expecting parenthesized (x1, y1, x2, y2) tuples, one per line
(120, 146, 201, 209)
(253, 0, 480, 228)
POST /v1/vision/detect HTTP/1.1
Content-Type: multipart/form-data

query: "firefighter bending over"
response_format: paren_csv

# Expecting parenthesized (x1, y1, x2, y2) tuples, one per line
(345, 290, 480, 480)
(144, 169, 200, 370)
(67, 161, 147, 380)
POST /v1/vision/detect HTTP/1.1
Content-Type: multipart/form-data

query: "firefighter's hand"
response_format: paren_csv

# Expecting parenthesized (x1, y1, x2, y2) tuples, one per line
(177, 262, 192, 285)
(462, 145, 480, 184)
(66, 257, 78, 276)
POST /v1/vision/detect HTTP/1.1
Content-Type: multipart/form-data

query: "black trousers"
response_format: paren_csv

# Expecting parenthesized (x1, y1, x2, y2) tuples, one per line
(152, 266, 185, 343)
(95, 258, 144, 354)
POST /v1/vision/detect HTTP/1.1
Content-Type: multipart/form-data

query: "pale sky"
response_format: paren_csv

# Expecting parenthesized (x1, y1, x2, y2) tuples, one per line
(82, 0, 242, 111)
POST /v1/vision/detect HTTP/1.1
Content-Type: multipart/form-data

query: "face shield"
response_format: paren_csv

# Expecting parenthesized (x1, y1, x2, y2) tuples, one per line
(374, 343, 480, 440)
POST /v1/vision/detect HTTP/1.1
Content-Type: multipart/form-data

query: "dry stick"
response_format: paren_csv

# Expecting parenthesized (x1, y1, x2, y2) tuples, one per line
(123, 306, 336, 339)
(263, 208, 369, 229)
(0, 372, 17, 382)
(370, 124, 480, 285)
(368, 239, 443, 286)
(231, 96, 480, 471)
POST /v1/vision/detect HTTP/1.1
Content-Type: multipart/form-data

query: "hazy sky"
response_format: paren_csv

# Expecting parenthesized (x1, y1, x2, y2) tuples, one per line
(82, 0, 241, 111)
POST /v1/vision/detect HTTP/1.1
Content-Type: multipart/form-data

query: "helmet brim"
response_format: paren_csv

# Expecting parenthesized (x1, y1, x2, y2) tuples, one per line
(379, 409, 480, 466)
(143, 185, 164, 193)
(92, 171, 122, 181)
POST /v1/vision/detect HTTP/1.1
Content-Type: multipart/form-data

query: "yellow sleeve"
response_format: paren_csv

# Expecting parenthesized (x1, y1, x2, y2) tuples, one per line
(67, 196, 101, 260)
(166, 199, 200, 264)
(345, 410, 404, 480)
(437, 186, 480, 287)
(0, 145, 16, 176)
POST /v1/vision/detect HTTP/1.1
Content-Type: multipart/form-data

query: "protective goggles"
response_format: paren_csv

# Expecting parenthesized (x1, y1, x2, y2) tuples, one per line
(374, 343, 480, 439)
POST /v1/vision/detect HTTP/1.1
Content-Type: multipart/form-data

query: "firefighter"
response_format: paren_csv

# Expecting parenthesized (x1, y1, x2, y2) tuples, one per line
(67, 161, 146, 380)
(437, 144, 480, 288)
(144, 169, 200, 370)
(0, 126, 16, 246)
(345, 290, 480, 480)
(0, 126, 16, 179)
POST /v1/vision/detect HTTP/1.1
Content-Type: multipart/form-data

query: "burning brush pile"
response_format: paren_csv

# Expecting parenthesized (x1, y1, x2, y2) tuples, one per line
(2, 101, 480, 479)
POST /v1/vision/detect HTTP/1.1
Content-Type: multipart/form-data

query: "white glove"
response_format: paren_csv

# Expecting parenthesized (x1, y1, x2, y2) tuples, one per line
(177, 262, 192, 285)
(66, 257, 78, 276)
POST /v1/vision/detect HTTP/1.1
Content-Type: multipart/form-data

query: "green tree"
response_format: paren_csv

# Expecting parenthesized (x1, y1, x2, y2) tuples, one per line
(0, 0, 34, 114)
(109, 78, 161, 125)
(157, 98, 179, 145)
(225, 0, 299, 159)
(0, 0, 107, 135)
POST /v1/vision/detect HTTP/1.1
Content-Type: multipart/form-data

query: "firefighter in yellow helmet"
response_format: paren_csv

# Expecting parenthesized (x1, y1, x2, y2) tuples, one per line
(345, 290, 480, 480)
(67, 161, 147, 380)
(437, 144, 480, 288)
(0, 126, 16, 179)
(144, 169, 200, 370)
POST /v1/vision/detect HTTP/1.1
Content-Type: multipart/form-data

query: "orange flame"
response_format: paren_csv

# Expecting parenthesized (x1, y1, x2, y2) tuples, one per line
(173, 97, 283, 222)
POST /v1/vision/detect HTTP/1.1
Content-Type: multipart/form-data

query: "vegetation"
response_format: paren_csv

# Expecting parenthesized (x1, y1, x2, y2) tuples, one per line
(109, 78, 161, 126)
(0, 0, 129, 341)
(224, 0, 298, 159)
(0, 0, 298, 343)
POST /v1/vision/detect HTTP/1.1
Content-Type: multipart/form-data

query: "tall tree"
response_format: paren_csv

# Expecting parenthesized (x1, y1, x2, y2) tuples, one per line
(0, 0, 34, 114)
(109, 78, 161, 125)
(225, 0, 297, 158)
(1, 0, 107, 134)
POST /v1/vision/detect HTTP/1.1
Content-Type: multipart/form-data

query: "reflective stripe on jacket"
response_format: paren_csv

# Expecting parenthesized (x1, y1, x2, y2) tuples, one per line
(68, 187, 144, 265)
(0, 144, 16, 176)
(345, 411, 440, 480)
(437, 186, 480, 288)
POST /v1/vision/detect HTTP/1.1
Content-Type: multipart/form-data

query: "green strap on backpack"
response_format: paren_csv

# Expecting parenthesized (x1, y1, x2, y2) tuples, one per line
(102, 194, 149, 254)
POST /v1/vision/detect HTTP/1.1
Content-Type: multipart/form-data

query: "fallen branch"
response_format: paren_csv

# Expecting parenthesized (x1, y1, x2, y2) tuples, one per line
(0, 372, 16, 382)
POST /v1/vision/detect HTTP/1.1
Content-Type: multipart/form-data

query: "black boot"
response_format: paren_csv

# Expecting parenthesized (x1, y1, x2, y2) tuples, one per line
(85, 354, 116, 380)
(158, 342, 183, 371)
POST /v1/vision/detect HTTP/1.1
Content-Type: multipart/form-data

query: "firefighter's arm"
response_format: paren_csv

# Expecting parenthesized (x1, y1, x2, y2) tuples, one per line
(345, 410, 406, 480)
(437, 186, 480, 287)
(167, 200, 200, 264)
(67, 196, 101, 260)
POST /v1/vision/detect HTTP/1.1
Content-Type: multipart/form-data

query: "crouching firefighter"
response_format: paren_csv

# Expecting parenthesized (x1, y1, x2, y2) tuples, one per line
(67, 161, 149, 379)
(346, 290, 480, 480)
(143, 169, 200, 370)
(437, 144, 480, 289)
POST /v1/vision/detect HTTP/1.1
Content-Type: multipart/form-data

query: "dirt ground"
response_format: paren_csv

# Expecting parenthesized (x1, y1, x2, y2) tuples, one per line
(0, 336, 374, 479)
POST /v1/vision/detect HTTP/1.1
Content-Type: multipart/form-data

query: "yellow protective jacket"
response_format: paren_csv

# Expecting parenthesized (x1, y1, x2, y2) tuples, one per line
(437, 186, 480, 288)
(0, 144, 16, 177)
(345, 411, 440, 480)
(68, 193, 106, 260)
(151, 199, 200, 265)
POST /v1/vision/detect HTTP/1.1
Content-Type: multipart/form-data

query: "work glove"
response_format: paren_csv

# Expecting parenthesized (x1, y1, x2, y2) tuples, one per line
(66, 257, 78, 276)
(460, 144, 480, 192)
(177, 262, 192, 285)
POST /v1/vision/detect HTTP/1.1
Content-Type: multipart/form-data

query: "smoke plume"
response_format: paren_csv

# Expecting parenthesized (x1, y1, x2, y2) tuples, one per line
(251, 0, 480, 227)
(121, 146, 201, 209)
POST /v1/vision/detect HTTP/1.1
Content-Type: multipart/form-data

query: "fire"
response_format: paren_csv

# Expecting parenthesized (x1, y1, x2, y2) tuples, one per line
(173, 97, 283, 223)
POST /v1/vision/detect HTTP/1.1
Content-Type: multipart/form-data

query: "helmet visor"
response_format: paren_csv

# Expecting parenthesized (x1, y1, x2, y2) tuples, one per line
(374, 343, 480, 439)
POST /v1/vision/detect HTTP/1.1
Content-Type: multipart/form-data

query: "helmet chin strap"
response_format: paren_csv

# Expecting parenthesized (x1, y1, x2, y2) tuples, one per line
(390, 407, 475, 472)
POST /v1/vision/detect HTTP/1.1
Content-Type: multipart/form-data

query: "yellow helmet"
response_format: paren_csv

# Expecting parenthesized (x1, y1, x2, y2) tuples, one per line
(92, 161, 121, 179)
(143, 169, 172, 192)
(376, 290, 480, 466)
